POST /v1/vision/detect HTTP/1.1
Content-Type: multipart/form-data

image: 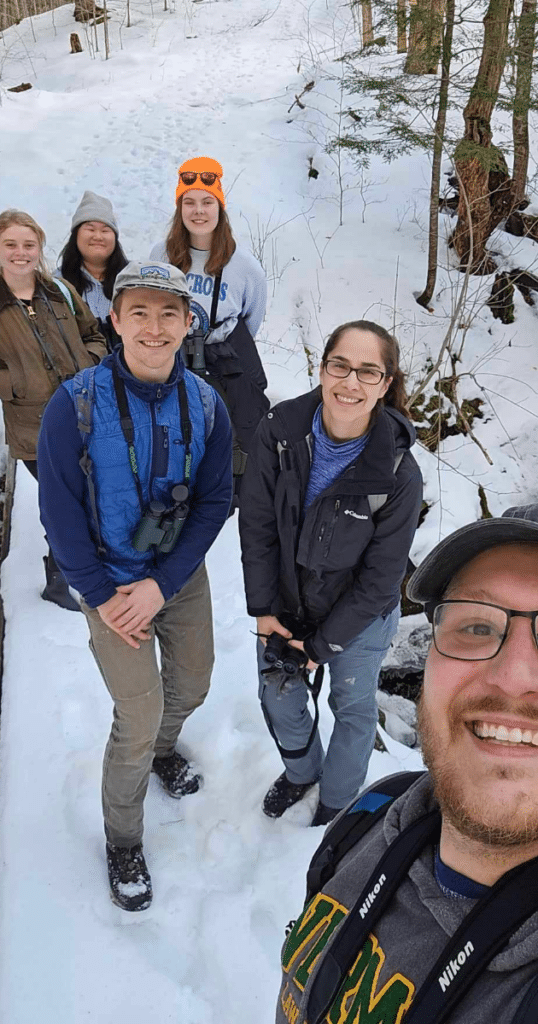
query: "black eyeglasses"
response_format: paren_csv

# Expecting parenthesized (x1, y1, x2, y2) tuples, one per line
(432, 600, 538, 661)
(323, 358, 387, 386)
(179, 172, 220, 186)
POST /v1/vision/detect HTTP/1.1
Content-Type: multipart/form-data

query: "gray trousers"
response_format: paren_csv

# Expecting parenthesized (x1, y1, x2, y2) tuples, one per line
(83, 563, 214, 847)
(258, 607, 399, 809)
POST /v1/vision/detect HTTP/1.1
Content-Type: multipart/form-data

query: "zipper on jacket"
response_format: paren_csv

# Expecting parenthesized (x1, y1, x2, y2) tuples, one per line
(318, 522, 327, 543)
(323, 499, 340, 559)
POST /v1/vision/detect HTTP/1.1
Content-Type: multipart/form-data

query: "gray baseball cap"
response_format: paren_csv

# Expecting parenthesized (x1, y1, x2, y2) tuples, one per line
(112, 261, 192, 303)
(407, 504, 538, 608)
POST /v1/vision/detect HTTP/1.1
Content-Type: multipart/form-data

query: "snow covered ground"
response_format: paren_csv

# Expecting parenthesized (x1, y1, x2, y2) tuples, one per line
(0, 0, 537, 1020)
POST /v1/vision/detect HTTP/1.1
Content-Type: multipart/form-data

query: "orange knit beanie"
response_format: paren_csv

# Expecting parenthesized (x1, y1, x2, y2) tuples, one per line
(175, 157, 226, 207)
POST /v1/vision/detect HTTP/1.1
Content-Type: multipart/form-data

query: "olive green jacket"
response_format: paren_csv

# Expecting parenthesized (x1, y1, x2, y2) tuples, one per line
(0, 274, 106, 459)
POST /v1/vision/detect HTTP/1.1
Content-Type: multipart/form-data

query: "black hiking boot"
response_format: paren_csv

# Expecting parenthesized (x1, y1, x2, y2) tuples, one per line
(311, 801, 340, 827)
(41, 556, 81, 612)
(152, 751, 202, 798)
(106, 843, 152, 912)
(262, 772, 317, 819)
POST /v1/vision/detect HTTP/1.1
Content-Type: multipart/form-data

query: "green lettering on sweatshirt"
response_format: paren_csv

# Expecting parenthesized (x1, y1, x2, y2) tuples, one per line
(327, 933, 414, 1024)
(282, 894, 347, 980)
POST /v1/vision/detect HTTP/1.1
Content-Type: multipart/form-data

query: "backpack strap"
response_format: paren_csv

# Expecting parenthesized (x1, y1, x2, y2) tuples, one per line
(305, 770, 426, 905)
(190, 373, 216, 439)
(367, 451, 404, 515)
(74, 366, 106, 558)
(54, 278, 77, 316)
(514, 974, 538, 1024)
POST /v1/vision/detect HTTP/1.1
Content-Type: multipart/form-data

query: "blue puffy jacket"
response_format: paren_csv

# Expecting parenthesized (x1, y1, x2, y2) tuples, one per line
(38, 349, 233, 607)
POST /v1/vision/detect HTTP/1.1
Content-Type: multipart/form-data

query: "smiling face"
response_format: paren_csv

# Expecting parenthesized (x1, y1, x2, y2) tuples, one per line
(76, 221, 116, 266)
(420, 544, 538, 850)
(319, 328, 392, 441)
(111, 287, 193, 382)
(180, 190, 220, 245)
(0, 223, 41, 281)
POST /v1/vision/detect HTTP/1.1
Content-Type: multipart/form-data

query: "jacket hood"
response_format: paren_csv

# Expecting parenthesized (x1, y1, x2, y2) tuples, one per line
(110, 347, 185, 403)
(383, 773, 538, 971)
(272, 386, 416, 452)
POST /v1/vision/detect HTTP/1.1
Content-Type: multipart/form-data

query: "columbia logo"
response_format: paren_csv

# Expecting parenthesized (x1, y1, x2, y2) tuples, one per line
(438, 942, 475, 991)
(359, 874, 386, 919)
(344, 510, 369, 520)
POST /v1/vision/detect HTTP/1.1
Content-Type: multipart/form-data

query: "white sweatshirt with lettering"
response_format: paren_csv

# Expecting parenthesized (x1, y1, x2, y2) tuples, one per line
(148, 242, 266, 344)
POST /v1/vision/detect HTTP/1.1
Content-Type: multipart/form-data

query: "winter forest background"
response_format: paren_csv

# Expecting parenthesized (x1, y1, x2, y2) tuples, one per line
(0, 0, 537, 1020)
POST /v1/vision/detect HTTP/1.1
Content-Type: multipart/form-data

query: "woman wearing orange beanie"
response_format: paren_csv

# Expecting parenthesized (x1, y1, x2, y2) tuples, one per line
(149, 157, 268, 499)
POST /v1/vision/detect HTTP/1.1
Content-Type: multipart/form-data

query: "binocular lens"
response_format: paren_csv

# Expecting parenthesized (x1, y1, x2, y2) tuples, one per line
(264, 650, 279, 665)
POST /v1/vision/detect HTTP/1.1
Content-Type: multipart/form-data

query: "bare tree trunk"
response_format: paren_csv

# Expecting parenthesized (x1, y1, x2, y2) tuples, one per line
(405, 0, 445, 74)
(362, 0, 373, 45)
(102, 0, 109, 57)
(397, 0, 408, 51)
(511, 0, 537, 208)
(452, 0, 514, 270)
(416, 0, 455, 308)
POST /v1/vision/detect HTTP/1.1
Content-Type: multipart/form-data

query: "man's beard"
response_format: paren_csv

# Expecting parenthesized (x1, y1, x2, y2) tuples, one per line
(417, 692, 538, 848)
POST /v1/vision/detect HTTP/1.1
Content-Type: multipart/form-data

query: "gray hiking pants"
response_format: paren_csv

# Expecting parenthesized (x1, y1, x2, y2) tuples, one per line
(258, 607, 399, 809)
(82, 563, 214, 848)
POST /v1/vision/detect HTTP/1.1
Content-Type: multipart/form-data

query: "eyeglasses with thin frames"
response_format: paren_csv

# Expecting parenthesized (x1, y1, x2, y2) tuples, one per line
(323, 358, 388, 386)
(432, 600, 538, 661)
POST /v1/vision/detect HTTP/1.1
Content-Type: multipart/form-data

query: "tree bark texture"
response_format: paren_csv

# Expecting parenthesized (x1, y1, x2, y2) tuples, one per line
(362, 0, 373, 45)
(511, 0, 537, 208)
(452, 0, 515, 271)
(405, 0, 445, 74)
(416, 0, 455, 308)
(397, 0, 408, 51)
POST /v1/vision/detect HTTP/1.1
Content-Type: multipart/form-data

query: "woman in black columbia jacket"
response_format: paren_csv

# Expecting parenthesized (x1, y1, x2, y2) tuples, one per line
(239, 320, 423, 826)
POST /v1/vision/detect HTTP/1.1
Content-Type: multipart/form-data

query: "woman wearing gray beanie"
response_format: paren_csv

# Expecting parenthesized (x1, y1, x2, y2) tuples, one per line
(58, 191, 128, 351)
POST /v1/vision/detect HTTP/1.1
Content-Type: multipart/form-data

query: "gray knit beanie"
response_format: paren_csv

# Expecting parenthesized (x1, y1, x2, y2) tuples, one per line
(71, 191, 118, 234)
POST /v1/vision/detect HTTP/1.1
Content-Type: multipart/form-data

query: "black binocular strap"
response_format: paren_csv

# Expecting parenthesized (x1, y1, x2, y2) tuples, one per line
(112, 368, 145, 515)
(262, 664, 324, 759)
(209, 274, 222, 330)
(16, 299, 64, 385)
(41, 290, 81, 373)
(112, 367, 193, 504)
(306, 810, 538, 1024)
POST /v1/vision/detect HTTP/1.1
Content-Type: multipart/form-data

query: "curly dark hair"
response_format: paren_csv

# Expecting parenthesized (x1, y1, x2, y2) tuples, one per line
(59, 227, 128, 301)
(321, 320, 410, 419)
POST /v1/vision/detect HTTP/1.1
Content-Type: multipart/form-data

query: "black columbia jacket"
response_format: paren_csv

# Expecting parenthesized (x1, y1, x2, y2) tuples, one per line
(239, 387, 423, 664)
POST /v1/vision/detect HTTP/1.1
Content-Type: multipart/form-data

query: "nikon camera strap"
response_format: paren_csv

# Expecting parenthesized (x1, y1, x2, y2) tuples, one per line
(306, 799, 538, 1024)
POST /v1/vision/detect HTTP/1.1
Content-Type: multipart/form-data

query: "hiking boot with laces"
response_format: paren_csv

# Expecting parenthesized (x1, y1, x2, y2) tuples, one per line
(262, 772, 317, 818)
(152, 751, 202, 799)
(106, 843, 152, 912)
(311, 801, 340, 827)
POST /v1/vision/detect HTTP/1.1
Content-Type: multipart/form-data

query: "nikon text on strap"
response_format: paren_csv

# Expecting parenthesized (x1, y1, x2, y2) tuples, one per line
(305, 790, 538, 1024)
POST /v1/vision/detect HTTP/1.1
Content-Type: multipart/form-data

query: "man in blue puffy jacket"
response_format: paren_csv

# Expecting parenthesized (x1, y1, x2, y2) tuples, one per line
(38, 262, 233, 911)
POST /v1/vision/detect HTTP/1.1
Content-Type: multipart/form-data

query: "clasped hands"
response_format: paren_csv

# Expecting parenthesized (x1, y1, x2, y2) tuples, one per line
(97, 578, 165, 648)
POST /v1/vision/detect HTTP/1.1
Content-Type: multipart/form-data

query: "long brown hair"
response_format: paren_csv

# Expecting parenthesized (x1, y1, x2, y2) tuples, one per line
(0, 209, 50, 278)
(165, 196, 236, 276)
(322, 320, 410, 419)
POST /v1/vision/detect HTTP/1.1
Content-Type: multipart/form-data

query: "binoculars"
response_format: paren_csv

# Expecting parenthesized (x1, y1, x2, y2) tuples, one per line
(261, 632, 308, 693)
(184, 328, 206, 371)
(132, 484, 190, 554)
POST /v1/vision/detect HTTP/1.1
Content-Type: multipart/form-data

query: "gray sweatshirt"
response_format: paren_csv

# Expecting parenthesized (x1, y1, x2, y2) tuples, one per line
(148, 242, 266, 344)
(276, 774, 538, 1024)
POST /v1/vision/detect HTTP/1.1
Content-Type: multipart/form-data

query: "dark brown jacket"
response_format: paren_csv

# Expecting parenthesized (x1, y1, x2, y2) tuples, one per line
(0, 274, 106, 459)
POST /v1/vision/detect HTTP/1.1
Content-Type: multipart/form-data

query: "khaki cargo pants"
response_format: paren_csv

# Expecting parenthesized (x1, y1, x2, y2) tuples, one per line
(82, 563, 213, 848)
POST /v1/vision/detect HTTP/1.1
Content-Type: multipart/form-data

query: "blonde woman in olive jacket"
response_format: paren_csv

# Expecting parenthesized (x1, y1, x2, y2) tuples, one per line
(0, 209, 106, 609)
